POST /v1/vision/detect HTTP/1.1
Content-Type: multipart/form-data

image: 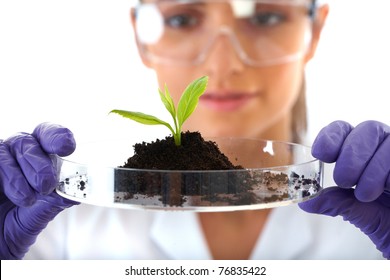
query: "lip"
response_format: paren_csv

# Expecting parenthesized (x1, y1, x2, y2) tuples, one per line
(199, 91, 258, 112)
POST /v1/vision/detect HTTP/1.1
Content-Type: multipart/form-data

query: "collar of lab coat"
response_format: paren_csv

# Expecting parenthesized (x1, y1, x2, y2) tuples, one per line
(149, 205, 312, 260)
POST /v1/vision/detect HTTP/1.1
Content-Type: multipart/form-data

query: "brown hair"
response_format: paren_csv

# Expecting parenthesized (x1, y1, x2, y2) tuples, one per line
(291, 78, 307, 144)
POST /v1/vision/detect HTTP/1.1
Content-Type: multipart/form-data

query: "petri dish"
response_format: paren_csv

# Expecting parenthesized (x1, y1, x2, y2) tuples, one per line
(56, 138, 323, 212)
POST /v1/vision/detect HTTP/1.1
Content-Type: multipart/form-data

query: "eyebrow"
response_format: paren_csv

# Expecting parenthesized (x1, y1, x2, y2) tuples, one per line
(153, 0, 204, 3)
(148, 0, 207, 7)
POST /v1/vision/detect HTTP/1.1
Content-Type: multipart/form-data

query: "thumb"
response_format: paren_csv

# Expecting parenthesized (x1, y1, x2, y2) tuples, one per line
(299, 187, 390, 259)
(33, 122, 76, 157)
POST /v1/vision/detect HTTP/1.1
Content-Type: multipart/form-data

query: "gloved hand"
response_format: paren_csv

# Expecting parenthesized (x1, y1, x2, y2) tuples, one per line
(0, 122, 79, 259)
(299, 120, 390, 259)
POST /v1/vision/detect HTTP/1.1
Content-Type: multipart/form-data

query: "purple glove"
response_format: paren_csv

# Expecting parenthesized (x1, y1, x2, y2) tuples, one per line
(299, 120, 390, 259)
(0, 122, 79, 259)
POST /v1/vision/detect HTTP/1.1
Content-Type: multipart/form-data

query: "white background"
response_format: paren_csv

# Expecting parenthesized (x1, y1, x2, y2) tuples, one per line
(0, 0, 389, 143)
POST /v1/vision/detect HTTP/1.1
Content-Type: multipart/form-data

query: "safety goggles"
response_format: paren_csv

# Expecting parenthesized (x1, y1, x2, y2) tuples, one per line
(134, 0, 318, 67)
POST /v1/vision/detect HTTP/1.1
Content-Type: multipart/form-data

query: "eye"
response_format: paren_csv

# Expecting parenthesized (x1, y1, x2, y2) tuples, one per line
(165, 14, 198, 28)
(249, 12, 285, 27)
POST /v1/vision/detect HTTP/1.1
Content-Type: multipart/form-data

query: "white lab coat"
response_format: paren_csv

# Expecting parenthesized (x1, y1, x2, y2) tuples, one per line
(25, 201, 384, 259)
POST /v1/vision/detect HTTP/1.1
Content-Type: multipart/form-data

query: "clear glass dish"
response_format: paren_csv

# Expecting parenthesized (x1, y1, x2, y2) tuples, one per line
(56, 138, 323, 212)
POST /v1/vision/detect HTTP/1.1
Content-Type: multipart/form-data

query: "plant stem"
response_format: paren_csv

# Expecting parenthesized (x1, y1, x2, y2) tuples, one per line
(174, 132, 181, 146)
(173, 116, 181, 146)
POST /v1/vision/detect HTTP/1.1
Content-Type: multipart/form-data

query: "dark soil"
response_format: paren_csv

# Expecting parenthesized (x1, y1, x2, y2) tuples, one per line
(121, 131, 242, 171)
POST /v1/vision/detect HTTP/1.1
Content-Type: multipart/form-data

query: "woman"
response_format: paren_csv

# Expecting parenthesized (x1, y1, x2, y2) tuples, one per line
(0, 0, 389, 259)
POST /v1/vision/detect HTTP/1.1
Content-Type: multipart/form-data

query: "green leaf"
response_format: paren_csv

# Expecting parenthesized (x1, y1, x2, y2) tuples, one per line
(159, 85, 176, 120)
(109, 76, 209, 147)
(177, 76, 208, 128)
(109, 109, 175, 134)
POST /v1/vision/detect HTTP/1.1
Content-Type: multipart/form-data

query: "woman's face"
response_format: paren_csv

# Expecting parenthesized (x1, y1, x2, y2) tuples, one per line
(133, 0, 328, 140)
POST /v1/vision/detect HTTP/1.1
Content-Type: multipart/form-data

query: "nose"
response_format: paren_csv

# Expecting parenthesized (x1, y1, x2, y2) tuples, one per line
(202, 27, 245, 77)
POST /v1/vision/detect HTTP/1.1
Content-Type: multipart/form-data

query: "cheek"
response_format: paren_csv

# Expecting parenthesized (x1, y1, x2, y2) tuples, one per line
(237, 64, 304, 137)
(263, 64, 303, 116)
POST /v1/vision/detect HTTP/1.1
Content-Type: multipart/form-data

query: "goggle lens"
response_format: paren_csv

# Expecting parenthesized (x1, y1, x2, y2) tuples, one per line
(135, 0, 315, 66)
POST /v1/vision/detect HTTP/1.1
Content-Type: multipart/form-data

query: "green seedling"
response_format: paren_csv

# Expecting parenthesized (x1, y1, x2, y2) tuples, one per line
(110, 76, 208, 146)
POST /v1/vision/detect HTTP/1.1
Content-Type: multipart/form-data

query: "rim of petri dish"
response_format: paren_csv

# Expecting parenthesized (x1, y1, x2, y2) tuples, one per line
(55, 137, 323, 212)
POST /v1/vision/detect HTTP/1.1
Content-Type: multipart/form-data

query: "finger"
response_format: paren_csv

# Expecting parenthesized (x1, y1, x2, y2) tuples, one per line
(334, 121, 389, 188)
(387, 175, 390, 193)
(6, 133, 57, 195)
(3, 192, 78, 259)
(32, 122, 76, 157)
(0, 142, 36, 207)
(312, 120, 353, 163)
(299, 187, 355, 216)
(355, 135, 390, 202)
(377, 191, 390, 208)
